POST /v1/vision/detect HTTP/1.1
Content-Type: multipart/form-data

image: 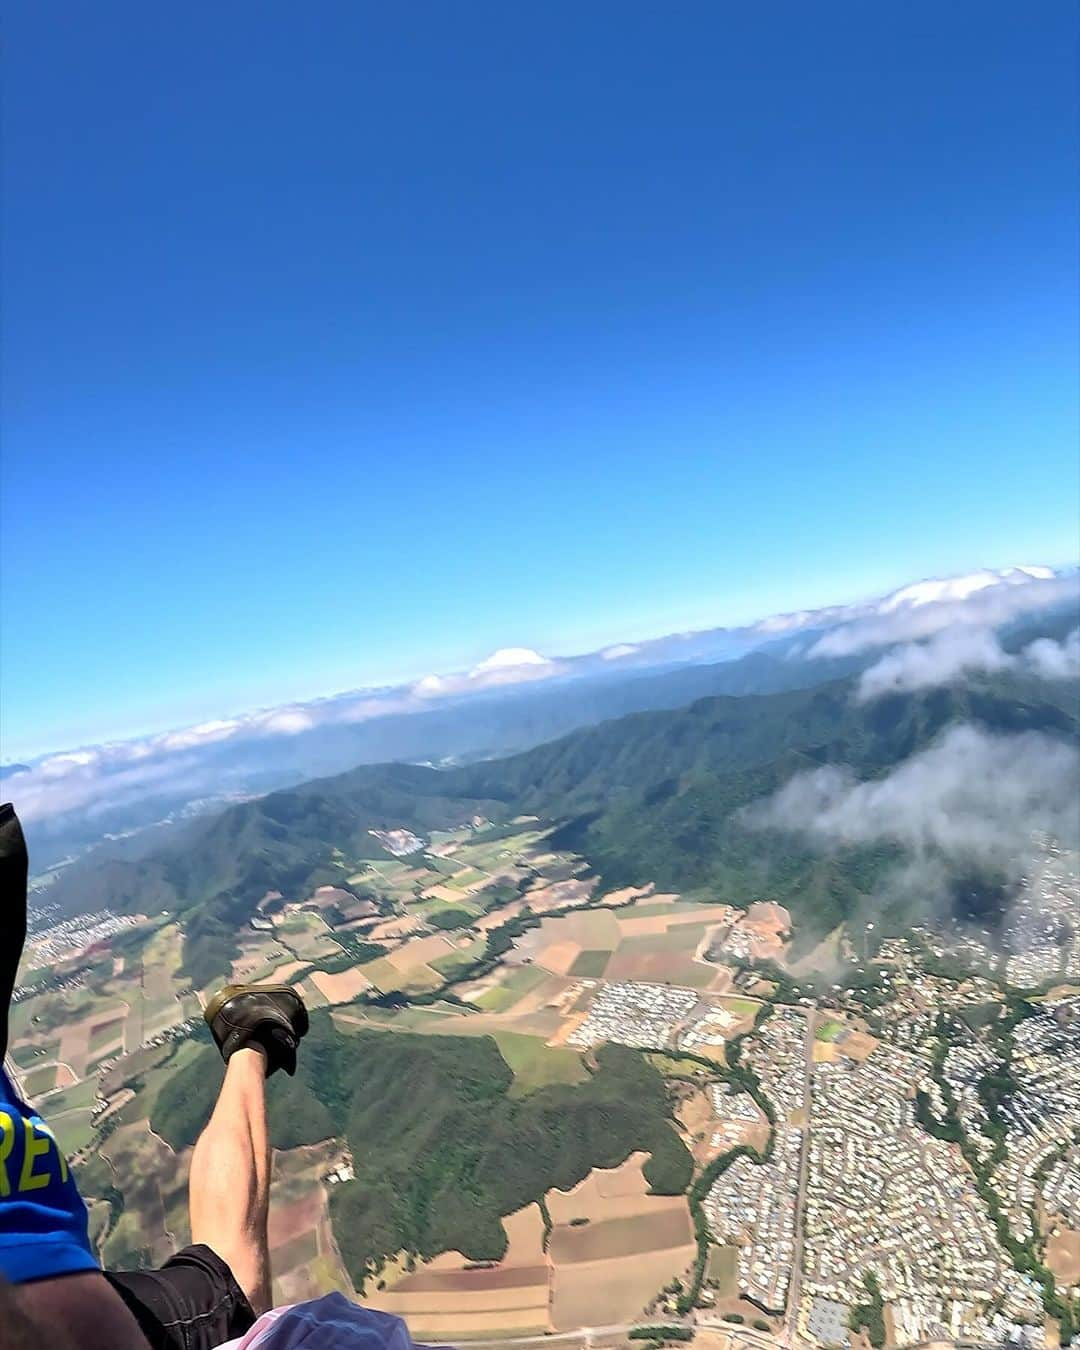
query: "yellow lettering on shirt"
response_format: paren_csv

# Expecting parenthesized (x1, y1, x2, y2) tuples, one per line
(19, 1117, 52, 1192)
(35, 1122, 69, 1182)
(0, 1111, 14, 1197)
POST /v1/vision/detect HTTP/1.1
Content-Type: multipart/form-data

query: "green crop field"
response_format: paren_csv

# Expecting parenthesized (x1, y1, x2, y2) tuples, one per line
(815, 1019, 844, 1042)
(647, 1053, 713, 1080)
(88, 1016, 127, 1054)
(430, 940, 486, 978)
(10, 1038, 59, 1069)
(412, 895, 482, 920)
(707, 1244, 738, 1295)
(115, 1039, 208, 1128)
(52, 1108, 97, 1160)
(569, 950, 610, 978)
(473, 963, 550, 1012)
(488, 1031, 588, 1095)
(11, 987, 96, 1042)
(47, 1078, 103, 1153)
(427, 856, 464, 877)
(22, 1064, 59, 1099)
(445, 867, 488, 889)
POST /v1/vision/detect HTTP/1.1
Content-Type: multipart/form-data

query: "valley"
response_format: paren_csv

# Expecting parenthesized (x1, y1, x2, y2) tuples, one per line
(8, 670, 1080, 1348)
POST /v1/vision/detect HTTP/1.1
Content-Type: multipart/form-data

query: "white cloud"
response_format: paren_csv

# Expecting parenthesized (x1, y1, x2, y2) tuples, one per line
(876, 567, 1050, 612)
(413, 647, 562, 699)
(855, 628, 1012, 701)
(15, 752, 204, 824)
(159, 719, 242, 752)
(334, 695, 418, 724)
(1025, 628, 1080, 680)
(253, 709, 315, 735)
(740, 724, 1080, 870)
(808, 568, 1077, 658)
(11, 564, 1075, 835)
(856, 625, 1080, 701)
(39, 750, 100, 777)
(412, 674, 454, 699)
(471, 647, 549, 673)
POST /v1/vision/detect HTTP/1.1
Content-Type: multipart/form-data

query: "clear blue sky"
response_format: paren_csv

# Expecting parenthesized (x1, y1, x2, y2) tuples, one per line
(2, 2, 1077, 758)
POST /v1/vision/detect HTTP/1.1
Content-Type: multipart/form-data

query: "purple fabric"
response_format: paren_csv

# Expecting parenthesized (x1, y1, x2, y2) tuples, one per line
(216, 1292, 435, 1350)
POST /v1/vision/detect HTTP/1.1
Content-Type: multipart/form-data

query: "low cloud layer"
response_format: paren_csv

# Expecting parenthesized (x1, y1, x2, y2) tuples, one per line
(741, 724, 1080, 872)
(808, 567, 1077, 658)
(1026, 628, 1080, 680)
(6, 564, 1075, 854)
(855, 627, 1080, 701)
(412, 648, 565, 699)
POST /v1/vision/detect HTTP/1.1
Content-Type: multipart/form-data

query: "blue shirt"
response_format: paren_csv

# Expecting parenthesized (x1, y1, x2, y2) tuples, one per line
(0, 1065, 99, 1283)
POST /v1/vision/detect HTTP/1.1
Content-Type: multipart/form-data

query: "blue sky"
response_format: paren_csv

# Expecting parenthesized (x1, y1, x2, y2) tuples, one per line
(2, 2, 1077, 759)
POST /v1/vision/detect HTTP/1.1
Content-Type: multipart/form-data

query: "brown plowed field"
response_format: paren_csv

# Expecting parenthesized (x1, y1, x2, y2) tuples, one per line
(309, 967, 372, 1003)
(366, 1202, 549, 1334)
(549, 1209, 691, 1263)
(550, 1247, 695, 1331)
(1047, 1227, 1080, 1284)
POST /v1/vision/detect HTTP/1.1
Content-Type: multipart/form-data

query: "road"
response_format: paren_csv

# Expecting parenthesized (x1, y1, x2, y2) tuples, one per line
(783, 1006, 815, 1342)
(455, 1318, 783, 1350)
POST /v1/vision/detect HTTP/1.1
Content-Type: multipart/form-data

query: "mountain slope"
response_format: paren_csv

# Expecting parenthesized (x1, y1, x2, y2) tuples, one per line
(452, 674, 1079, 946)
(48, 764, 507, 987)
(46, 671, 1079, 977)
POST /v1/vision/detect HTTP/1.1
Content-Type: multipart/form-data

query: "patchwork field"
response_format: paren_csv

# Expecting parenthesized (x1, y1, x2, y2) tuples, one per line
(365, 1151, 695, 1336)
(275, 912, 341, 962)
(13, 823, 777, 1343)
(546, 1153, 696, 1330)
(98, 1119, 185, 1269)
(367, 1202, 550, 1337)
(309, 966, 373, 1004)
(511, 899, 734, 991)
(269, 1141, 356, 1305)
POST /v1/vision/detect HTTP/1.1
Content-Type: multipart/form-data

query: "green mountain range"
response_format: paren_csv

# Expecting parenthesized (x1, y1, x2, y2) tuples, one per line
(48, 670, 1079, 985)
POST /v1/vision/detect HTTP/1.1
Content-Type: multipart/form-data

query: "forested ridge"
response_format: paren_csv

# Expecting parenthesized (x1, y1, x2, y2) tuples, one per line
(152, 1017, 692, 1287)
(49, 669, 1080, 980)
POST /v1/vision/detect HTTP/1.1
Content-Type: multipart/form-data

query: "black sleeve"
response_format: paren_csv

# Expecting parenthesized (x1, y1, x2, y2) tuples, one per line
(0, 803, 29, 1062)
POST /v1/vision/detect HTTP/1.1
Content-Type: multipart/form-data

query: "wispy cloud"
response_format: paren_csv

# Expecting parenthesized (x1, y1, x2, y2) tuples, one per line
(7, 566, 1075, 844)
(808, 567, 1076, 658)
(740, 724, 1080, 873)
(856, 626, 1080, 701)
(1026, 628, 1080, 680)
(8, 647, 565, 829)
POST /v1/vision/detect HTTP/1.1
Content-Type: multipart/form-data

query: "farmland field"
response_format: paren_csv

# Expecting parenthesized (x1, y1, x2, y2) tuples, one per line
(13, 822, 802, 1343)
(569, 949, 610, 978)
(546, 1154, 696, 1331)
(486, 1030, 587, 1094)
(472, 963, 550, 1013)
(707, 1243, 738, 1295)
(22, 1063, 60, 1098)
(11, 1037, 59, 1069)
(367, 1202, 550, 1336)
